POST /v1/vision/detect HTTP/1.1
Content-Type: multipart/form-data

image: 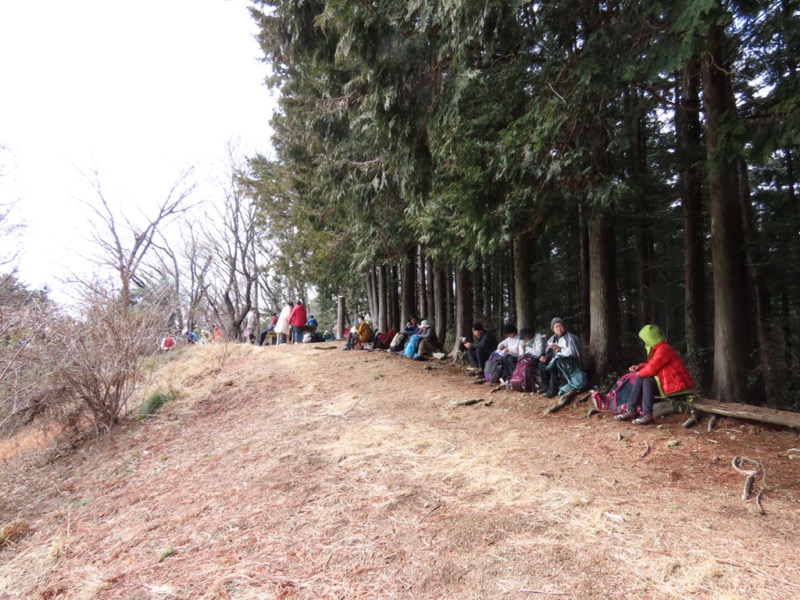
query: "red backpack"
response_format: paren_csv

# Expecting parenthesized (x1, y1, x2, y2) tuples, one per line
(591, 372, 639, 414)
(375, 329, 397, 350)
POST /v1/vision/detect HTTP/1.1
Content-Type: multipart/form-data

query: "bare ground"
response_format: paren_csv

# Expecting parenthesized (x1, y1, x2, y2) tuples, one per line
(1, 343, 799, 599)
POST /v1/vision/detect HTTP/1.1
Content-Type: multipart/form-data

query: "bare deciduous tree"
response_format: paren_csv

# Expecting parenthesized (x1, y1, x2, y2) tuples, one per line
(79, 166, 196, 309)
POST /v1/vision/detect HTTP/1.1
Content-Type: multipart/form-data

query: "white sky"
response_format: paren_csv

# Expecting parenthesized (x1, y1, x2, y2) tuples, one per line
(0, 0, 275, 299)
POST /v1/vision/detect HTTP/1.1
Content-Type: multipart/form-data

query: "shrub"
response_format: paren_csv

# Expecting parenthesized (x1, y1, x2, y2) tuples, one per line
(139, 390, 177, 419)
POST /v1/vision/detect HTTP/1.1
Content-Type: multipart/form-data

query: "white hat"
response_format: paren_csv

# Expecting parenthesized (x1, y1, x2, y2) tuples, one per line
(420, 320, 430, 328)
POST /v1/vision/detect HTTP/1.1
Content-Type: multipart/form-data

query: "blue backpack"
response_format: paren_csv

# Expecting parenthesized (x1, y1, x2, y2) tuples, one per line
(404, 334, 421, 359)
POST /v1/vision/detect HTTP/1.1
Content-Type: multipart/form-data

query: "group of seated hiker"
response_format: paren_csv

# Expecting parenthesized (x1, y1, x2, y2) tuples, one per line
(463, 318, 582, 396)
(460, 318, 694, 426)
(384, 315, 442, 360)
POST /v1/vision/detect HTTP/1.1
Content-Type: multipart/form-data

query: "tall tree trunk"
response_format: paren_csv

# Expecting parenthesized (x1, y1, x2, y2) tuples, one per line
(390, 265, 400, 331)
(402, 247, 415, 321)
(416, 244, 427, 319)
(628, 87, 655, 325)
(738, 159, 780, 406)
(578, 202, 591, 341)
(337, 295, 346, 341)
(703, 17, 749, 402)
(425, 256, 435, 322)
(377, 264, 389, 333)
(434, 263, 447, 347)
(507, 247, 516, 326)
(678, 58, 710, 392)
(474, 255, 484, 323)
(786, 147, 798, 371)
(366, 268, 378, 323)
(588, 211, 621, 377)
(449, 266, 474, 359)
(514, 232, 536, 329)
(446, 264, 454, 336)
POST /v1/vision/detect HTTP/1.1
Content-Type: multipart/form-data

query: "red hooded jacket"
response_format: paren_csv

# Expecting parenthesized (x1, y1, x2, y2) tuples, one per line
(637, 341, 695, 396)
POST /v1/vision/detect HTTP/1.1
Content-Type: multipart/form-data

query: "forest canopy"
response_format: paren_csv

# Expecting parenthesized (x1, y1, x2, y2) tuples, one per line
(245, 0, 800, 409)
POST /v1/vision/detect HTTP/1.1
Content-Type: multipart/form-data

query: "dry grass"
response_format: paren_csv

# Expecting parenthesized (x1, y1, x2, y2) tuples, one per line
(0, 343, 799, 599)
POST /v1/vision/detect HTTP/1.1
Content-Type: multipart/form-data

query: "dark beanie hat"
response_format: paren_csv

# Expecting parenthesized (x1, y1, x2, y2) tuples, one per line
(471, 323, 484, 331)
(502, 323, 518, 335)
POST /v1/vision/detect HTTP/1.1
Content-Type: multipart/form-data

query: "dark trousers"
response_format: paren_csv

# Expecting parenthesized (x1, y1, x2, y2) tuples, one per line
(502, 355, 518, 379)
(293, 328, 304, 343)
(467, 347, 488, 369)
(628, 375, 658, 416)
(539, 359, 557, 392)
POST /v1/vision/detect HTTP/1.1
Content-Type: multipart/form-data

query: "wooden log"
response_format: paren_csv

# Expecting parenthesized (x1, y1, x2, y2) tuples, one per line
(691, 399, 800, 429)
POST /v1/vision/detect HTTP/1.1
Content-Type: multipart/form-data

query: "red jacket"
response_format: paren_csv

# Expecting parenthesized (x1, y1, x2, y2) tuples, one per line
(288, 304, 307, 327)
(638, 342, 695, 396)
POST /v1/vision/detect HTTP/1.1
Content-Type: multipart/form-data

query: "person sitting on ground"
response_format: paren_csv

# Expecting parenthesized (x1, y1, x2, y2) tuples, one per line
(464, 323, 498, 377)
(323, 329, 335, 342)
(288, 300, 308, 344)
(185, 328, 199, 345)
(212, 324, 224, 342)
(522, 329, 548, 358)
(538, 317, 587, 398)
(616, 324, 695, 426)
(496, 323, 525, 380)
(387, 315, 418, 353)
(343, 314, 372, 350)
(307, 315, 319, 328)
(403, 315, 419, 337)
(415, 320, 440, 358)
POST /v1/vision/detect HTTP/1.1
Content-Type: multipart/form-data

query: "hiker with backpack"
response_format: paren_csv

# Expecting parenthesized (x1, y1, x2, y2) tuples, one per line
(616, 324, 695, 425)
(387, 315, 419, 353)
(464, 323, 498, 379)
(416, 320, 441, 358)
(538, 317, 587, 398)
(496, 323, 525, 380)
(507, 328, 540, 392)
(343, 314, 372, 350)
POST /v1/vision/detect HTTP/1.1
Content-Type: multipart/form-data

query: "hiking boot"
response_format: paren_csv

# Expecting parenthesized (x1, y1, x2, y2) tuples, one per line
(615, 410, 638, 421)
(543, 387, 557, 398)
(633, 414, 655, 425)
(472, 378, 486, 385)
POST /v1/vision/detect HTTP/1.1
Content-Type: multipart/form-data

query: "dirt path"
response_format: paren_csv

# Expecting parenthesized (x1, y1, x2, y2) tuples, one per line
(1, 343, 799, 599)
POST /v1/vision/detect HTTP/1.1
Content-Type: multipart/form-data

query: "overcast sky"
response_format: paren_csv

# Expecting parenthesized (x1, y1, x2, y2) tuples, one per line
(0, 0, 275, 298)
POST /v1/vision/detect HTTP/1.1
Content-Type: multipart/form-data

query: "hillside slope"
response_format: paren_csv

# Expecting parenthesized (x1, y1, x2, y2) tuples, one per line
(1, 343, 799, 599)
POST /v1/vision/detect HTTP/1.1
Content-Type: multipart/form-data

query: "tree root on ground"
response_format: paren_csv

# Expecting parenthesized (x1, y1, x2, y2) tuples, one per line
(731, 456, 765, 508)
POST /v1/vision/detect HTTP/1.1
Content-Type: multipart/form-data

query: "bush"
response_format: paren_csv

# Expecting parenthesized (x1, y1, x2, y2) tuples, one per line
(139, 391, 177, 419)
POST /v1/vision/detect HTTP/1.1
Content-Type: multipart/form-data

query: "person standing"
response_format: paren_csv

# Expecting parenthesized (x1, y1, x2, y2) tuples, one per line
(288, 300, 308, 343)
(275, 301, 293, 345)
(244, 307, 258, 344)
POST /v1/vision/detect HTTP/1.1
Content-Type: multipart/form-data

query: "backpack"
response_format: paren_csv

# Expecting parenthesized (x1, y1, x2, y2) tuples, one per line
(389, 332, 407, 352)
(484, 351, 505, 384)
(509, 354, 538, 393)
(591, 372, 638, 414)
(404, 334, 421, 359)
(375, 329, 397, 350)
